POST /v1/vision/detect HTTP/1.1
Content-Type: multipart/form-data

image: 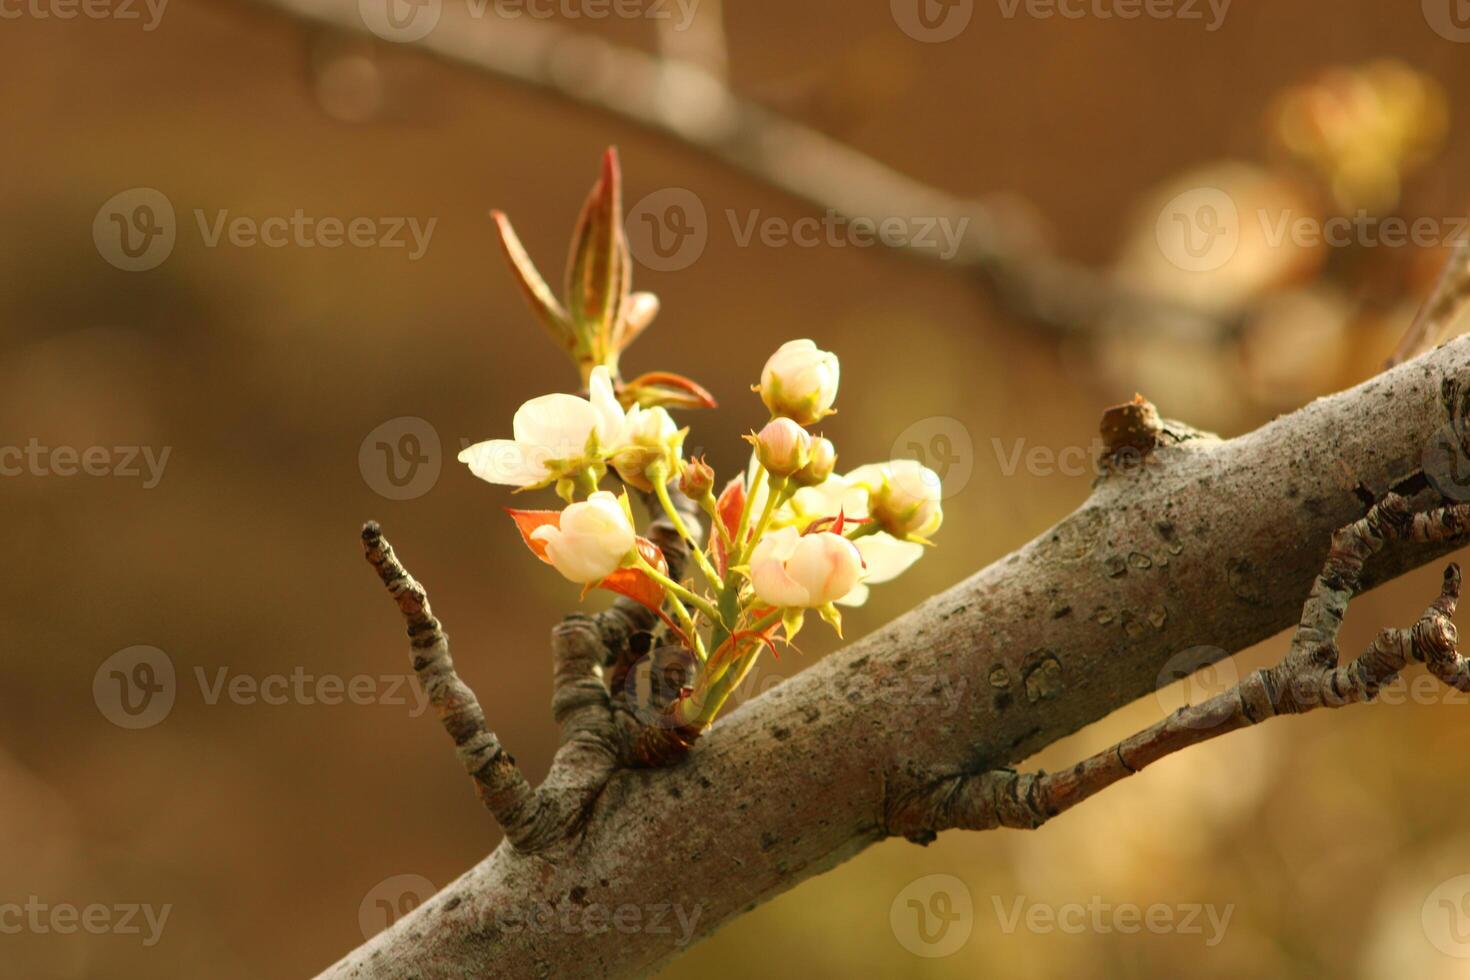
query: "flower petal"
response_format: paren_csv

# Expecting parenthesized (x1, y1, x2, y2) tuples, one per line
(512, 393, 601, 454)
(460, 440, 552, 487)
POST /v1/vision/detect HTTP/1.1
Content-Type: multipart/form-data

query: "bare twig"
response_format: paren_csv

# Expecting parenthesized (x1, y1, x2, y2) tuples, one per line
(361, 521, 539, 843)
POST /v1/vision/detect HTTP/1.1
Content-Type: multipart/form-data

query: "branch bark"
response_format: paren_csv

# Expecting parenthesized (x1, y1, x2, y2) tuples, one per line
(324, 337, 1470, 978)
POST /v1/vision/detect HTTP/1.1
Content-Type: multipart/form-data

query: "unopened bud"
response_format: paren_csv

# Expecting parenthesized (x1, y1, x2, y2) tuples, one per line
(793, 437, 837, 487)
(680, 456, 715, 499)
(749, 418, 812, 477)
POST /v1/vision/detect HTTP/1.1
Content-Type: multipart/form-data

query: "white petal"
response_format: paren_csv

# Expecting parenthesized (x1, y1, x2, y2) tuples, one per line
(835, 582, 870, 607)
(587, 366, 625, 442)
(512, 394, 600, 457)
(458, 439, 551, 487)
(856, 533, 924, 585)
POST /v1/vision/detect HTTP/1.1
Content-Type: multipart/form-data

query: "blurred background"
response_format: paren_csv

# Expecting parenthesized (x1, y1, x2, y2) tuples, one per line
(7, 0, 1470, 976)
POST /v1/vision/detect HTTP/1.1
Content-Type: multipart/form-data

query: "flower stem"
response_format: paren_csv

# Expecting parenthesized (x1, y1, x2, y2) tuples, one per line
(634, 552, 721, 625)
(650, 468, 724, 593)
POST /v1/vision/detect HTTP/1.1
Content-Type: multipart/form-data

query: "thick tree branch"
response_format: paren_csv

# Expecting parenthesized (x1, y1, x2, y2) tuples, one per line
(886, 495, 1470, 838)
(329, 339, 1470, 979)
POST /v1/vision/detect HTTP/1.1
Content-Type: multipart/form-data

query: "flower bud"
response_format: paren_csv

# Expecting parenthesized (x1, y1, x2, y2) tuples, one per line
(531, 491, 636, 583)
(609, 406, 683, 492)
(758, 339, 839, 425)
(851, 460, 943, 540)
(749, 526, 863, 608)
(679, 456, 715, 499)
(792, 437, 837, 487)
(750, 417, 812, 477)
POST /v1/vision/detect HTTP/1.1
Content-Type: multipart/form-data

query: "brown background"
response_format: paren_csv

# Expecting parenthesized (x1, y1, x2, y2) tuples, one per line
(6, 0, 1470, 976)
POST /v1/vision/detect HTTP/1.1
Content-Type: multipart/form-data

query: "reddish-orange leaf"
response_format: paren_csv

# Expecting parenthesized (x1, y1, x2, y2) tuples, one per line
(621, 370, 719, 411)
(713, 476, 746, 576)
(492, 211, 573, 351)
(505, 508, 560, 563)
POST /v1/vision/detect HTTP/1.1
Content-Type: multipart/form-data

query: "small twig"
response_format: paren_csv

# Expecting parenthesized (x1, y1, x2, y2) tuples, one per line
(888, 493, 1470, 840)
(361, 522, 539, 844)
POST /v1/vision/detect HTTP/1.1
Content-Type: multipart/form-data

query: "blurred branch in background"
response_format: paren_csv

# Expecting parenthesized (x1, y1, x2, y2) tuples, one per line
(263, 0, 1468, 425)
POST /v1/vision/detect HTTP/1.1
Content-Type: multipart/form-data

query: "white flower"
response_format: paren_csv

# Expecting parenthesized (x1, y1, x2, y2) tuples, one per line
(782, 473, 924, 607)
(849, 460, 943, 540)
(749, 526, 863, 608)
(750, 417, 812, 477)
(758, 339, 839, 425)
(530, 491, 635, 584)
(609, 404, 683, 491)
(459, 366, 625, 491)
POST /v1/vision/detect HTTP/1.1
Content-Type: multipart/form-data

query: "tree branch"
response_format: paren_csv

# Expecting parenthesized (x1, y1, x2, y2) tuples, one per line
(329, 338, 1470, 979)
(244, 0, 1216, 341)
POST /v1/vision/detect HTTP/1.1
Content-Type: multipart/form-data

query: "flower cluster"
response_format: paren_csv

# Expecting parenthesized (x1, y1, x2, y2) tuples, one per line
(459, 151, 942, 733)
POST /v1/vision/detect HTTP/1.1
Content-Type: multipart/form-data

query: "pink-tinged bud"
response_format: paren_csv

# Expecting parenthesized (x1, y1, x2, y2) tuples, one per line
(680, 456, 715, 499)
(749, 526, 863, 608)
(793, 437, 837, 487)
(750, 418, 812, 477)
(758, 340, 839, 426)
(530, 491, 636, 584)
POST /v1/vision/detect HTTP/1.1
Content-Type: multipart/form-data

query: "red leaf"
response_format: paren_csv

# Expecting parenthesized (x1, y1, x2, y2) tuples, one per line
(622, 371, 719, 411)
(565, 147, 630, 351)
(492, 211, 572, 351)
(713, 476, 746, 576)
(595, 537, 675, 628)
(505, 508, 560, 563)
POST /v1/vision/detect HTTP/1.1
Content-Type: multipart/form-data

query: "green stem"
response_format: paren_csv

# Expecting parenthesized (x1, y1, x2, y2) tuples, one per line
(731, 465, 766, 565)
(651, 469, 723, 593)
(634, 552, 721, 624)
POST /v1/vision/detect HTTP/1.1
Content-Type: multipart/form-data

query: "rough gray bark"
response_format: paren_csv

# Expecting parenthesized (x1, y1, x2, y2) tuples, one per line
(323, 338, 1470, 979)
